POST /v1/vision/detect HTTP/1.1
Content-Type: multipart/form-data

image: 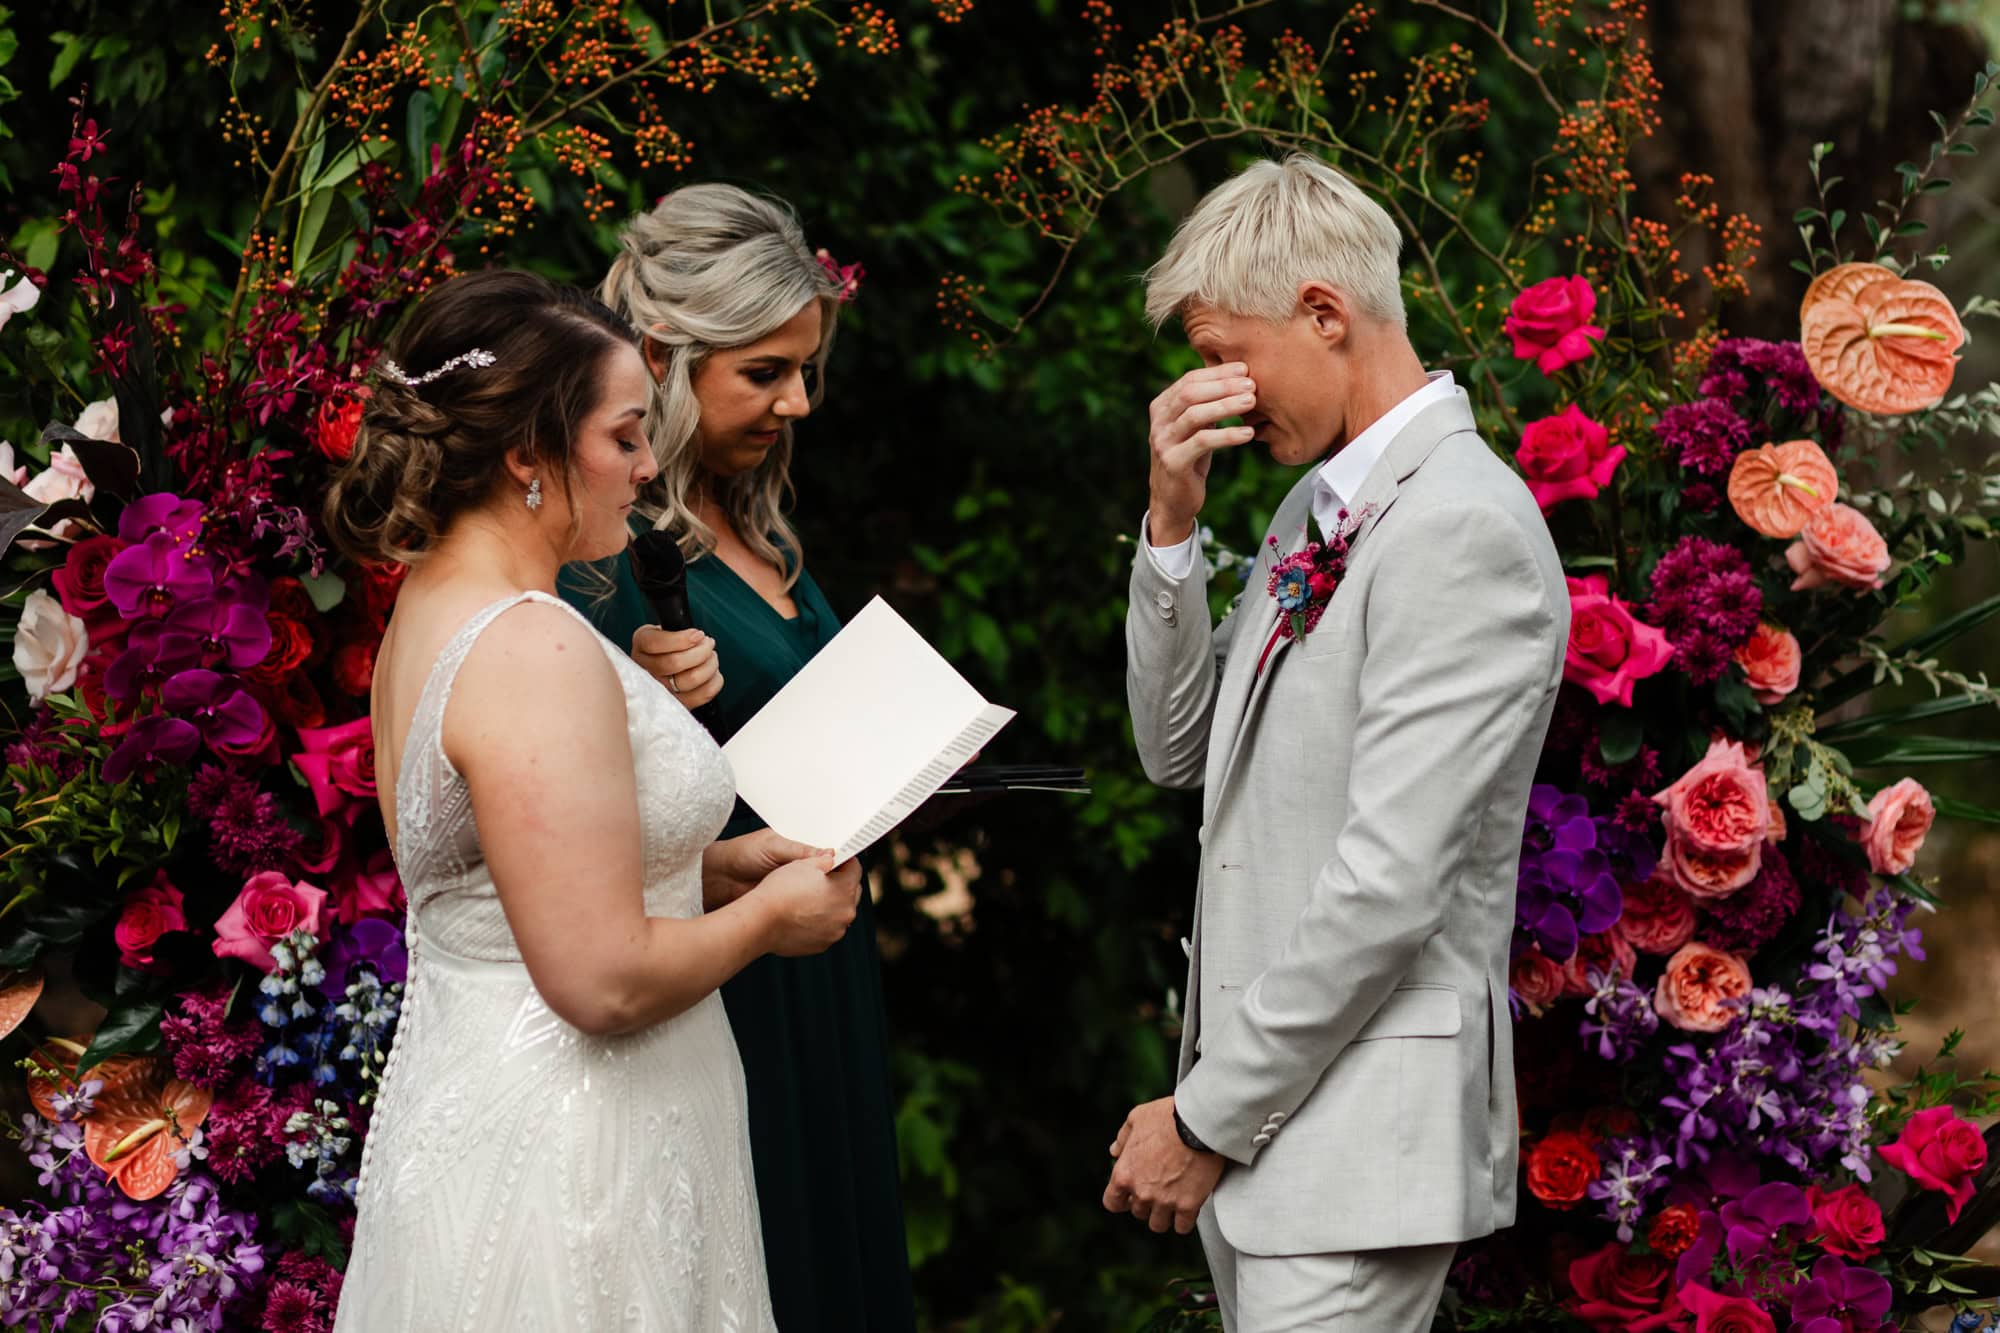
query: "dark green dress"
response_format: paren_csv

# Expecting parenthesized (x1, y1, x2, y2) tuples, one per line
(558, 544, 916, 1333)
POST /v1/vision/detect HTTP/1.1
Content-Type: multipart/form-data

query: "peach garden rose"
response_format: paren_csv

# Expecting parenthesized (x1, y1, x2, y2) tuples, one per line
(1654, 941, 1752, 1033)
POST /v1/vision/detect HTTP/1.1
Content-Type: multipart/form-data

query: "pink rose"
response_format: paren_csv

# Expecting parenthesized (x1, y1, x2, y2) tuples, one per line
(1505, 275, 1607, 375)
(1658, 739, 1769, 856)
(1511, 948, 1566, 1014)
(1861, 777, 1933, 876)
(1516, 405, 1625, 512)
(1878, 1105, 1988, 1223)
(293, 716, 377, 816)
(115, 872, 187, 972)
(1566, 1243, 1682, 1333)
(1786, 502, 1890, 592)
(1616, 875, 1697, 955)
(1676, 1283, 1776, 1333)
(212, 871, 328, 973)
(1733, 624, 1801, 706)
(1806, 1183, 1885, 1261)
(1561, 931, 1638, 998)
(1654, 941, 1752, 1033)
(1564, 575, 1674, 708)
(332, 848, 405, 926)
(20, 442, 94, 507)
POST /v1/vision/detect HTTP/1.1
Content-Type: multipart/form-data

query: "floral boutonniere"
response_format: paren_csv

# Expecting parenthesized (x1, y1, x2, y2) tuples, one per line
(1265, 505, 1369, 642)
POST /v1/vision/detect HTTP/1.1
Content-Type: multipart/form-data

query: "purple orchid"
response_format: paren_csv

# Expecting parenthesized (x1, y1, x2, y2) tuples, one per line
(103, 530, 217, 619)
(161, 669, 267, 749)
(104, 620, 203, 700)
(1719, 1180, 1811, 1266)
(100, 714, 201, 783)
(1790, 1254, 1893, 1333)
(1514, 785, 1635, 961)
(167, 596, 272, 671)
(116, 492, 205, 546)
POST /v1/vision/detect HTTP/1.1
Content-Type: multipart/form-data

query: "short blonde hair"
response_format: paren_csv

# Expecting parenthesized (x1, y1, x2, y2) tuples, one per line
(1143, 154, 1405, 330)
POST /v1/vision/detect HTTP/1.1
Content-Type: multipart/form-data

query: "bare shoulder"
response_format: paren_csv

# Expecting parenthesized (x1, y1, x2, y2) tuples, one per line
(442, 600, 625, 768)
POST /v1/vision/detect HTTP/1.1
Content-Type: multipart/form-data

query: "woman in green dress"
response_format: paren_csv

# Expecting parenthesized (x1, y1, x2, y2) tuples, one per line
(559, 183, 915, 1331)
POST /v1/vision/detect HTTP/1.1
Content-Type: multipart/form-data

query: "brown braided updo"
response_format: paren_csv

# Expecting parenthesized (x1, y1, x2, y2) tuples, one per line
(323, 269, 638, 567)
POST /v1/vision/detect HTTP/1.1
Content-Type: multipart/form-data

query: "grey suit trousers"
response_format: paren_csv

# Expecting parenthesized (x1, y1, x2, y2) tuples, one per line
(1198, 1205, 1455, 1332)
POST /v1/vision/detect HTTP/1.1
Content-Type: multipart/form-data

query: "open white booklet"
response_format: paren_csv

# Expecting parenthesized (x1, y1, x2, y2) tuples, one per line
(721, 596, 1016, 862)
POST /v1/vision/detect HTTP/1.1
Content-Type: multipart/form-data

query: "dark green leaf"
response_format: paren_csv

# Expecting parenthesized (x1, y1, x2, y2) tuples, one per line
(1713, 675, 1760, 734)
(77, 1000, 164, 1073)
(1934, 795, 2000, 827)
(1837, 735, 2000, 767)
(48, 31, 87, 88)
(1598, 710, 1643, 766)
(1818, 693, 1998, 740)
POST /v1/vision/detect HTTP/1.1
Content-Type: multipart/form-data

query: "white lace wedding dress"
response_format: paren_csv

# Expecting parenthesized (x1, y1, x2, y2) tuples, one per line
(335, 592, 775, 1332)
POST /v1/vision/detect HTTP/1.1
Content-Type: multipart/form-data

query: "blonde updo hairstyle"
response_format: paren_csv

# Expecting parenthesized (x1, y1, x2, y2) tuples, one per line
(600, 183, 841, 589)
(324, 269, 639, 568)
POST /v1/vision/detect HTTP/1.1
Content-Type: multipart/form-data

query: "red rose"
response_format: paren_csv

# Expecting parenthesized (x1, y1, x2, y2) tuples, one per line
(1617, 874, 1697, 955)
(355, 563, 408, 633)
(1561, 930, 1637, 998)
(1878, 1105, 1989, 1223)
(115, 872, 187, 972)
(332, 847, 404, 925)
(1566, 1243, 1681, 1332)
(1647, 1202, 1702, 1259)
(54, 535, 126, 617)
(1517, 405, 1625, 513)
(1527, 1130, 1600, 1211)
(1511, 948, 1566, 1014)
(1806, 1183, 1885, 1260)
(1504, 275, 1606, 375)
(269, 576, 320, 628)
(245, 614, 315, 687)
(1676, 1282, 1776, 1333)
(270, 670, 327, 729)
(314, 392, 366, 462)
(331, 639, 378, 697)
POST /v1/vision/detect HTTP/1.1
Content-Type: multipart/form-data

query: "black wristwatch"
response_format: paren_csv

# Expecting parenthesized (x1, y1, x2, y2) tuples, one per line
(1173, 1107, 1215, 1155)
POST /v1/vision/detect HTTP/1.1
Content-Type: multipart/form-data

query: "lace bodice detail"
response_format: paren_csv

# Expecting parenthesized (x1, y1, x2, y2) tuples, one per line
(392, 591, 736, 959)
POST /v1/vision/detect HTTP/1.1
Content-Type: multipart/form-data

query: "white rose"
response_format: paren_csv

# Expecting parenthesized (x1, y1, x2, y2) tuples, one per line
(73, 397, 122, 443)
(21, 443, 94, 506)
(12, 589, 90, 702)
(0, 270, 40, 333)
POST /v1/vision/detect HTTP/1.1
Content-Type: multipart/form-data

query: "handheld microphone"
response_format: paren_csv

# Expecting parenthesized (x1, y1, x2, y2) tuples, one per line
(628, 528, 694, 632)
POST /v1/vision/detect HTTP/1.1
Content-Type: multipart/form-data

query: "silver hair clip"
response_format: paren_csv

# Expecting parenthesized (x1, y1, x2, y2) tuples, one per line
(379, 348, 497, 387)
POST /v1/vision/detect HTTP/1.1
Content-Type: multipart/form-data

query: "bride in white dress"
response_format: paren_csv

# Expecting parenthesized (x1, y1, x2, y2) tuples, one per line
(324, 269, 861, 1331)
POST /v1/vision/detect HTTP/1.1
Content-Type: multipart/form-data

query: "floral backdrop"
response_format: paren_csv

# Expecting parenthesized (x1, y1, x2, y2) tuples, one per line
(3, 2, 2000, 1331)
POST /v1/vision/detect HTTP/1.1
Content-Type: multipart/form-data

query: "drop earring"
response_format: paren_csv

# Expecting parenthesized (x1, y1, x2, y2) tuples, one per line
(525, 477, 543, 511)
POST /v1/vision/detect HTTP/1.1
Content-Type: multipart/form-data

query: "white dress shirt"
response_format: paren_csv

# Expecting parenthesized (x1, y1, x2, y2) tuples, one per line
(1144, 370, 1459, 578)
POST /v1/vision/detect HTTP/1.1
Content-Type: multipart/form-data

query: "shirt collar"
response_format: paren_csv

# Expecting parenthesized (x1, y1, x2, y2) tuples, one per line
(1312, 370, 1458, 518)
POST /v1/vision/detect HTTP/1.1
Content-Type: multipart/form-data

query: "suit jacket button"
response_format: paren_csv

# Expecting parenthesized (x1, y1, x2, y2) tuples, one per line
(1180, 936, 1192, 959)
(1270, 1112, 1288, 1125)
(1251, 1133, 1272, 1148)
(1155, 590, 1173, 609)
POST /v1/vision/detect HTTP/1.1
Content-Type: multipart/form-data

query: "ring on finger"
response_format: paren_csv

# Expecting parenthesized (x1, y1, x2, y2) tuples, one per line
(667, 672, 681, 694)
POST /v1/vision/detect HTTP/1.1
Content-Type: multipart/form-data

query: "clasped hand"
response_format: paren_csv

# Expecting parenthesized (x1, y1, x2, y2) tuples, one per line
(1103, 1096, 1223, 1235)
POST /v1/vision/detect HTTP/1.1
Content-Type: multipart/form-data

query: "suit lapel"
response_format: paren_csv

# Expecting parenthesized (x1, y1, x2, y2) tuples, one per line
(1205, 389, 1481, 813)
(1201, 477, 1314, 816)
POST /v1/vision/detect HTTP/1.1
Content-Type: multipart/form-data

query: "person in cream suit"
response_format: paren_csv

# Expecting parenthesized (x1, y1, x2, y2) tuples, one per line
(1105, 154, 1569, 1331)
